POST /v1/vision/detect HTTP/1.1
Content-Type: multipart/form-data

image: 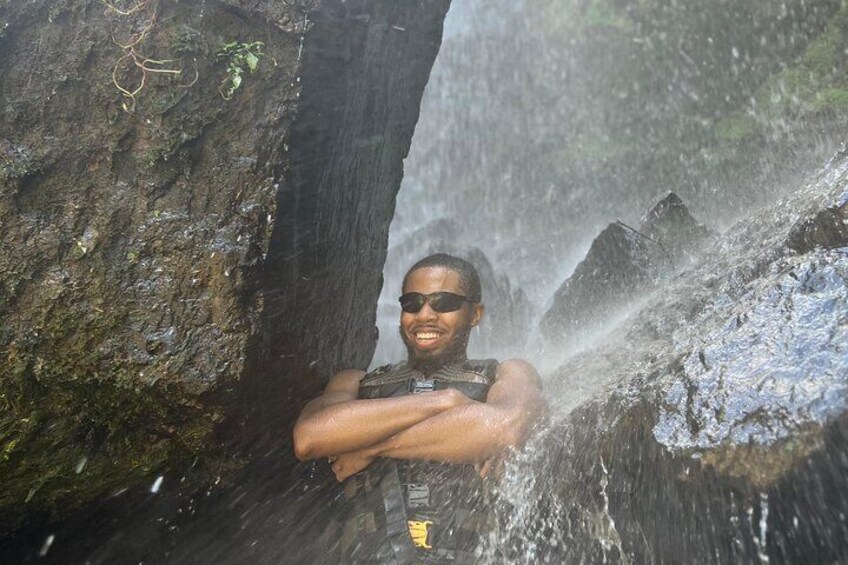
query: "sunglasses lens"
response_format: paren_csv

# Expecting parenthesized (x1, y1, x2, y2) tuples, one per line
(429, 292, 465, 313)
(399, 292, 469, 313)
(399, 293, 425, 313)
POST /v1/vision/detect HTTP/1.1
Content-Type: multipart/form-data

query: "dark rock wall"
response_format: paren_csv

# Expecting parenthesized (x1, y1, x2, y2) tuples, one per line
(0, 0, 307, 531)
(256, 0, 452, 419)
(0, 0, 450, 533)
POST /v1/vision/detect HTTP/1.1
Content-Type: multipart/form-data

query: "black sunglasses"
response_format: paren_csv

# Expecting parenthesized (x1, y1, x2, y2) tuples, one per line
(399, 291, 475, 314)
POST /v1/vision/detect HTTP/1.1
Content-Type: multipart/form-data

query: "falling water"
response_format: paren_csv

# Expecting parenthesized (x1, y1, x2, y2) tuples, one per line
(372, 0, 848, 367)
(374, 0, 848, 562)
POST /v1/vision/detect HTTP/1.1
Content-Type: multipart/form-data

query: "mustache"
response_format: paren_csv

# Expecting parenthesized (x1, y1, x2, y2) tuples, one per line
(398, 324, 471, 369)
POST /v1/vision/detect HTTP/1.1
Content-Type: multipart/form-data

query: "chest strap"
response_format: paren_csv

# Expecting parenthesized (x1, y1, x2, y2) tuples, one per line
(380, 460, 419, 563)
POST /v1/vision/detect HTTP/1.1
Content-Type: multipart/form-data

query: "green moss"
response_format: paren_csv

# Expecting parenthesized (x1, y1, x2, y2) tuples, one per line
(700, 427, 824, 488)
(581, 1, 633, 31)
(169, 25, 206, 57)
(803, 28, 841, 77)
(709, 3, 848, 148)
(0, 368, 220, 529)
(539, 0, 633, 34)
(0, 303, 224, 531)
(814, 87, 848, 111)
(715, 111, 761, 143)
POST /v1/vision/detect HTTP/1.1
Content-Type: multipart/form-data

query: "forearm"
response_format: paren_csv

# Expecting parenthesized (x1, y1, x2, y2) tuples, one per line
(293, 389, 464, 460)
(366, 403, 533, 464)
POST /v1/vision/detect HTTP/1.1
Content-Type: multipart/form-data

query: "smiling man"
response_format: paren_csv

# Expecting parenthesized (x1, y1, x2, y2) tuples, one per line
(293, 253, 545, 563)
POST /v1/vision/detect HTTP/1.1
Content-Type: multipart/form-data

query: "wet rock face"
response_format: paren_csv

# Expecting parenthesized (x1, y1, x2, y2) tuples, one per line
(540, 222, 658, 341)
(541, 193, 710, 344)
(786, 202, 848, 252)
(0, 0, 300, 531)
(490, 158, 848, 564)
(653, 250, 848, 454)
(641, 192, 713, 263)
(252, 0, 453, 426)
(0, 0, 450, 532)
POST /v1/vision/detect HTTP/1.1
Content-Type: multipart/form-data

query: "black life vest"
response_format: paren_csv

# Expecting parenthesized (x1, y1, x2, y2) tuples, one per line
(339, 359, 499, 564)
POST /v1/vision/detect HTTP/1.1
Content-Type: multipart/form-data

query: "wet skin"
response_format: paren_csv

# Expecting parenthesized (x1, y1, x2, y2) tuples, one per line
(292, 265, 545, 483)
(400, 266, 484, 365)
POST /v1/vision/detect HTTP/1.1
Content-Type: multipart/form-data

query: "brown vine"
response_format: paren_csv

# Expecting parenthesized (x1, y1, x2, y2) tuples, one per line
(103, 0, 194, 113)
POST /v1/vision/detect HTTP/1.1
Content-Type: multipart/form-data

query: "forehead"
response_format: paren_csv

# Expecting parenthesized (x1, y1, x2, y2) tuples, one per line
(404, 266, 464, 294)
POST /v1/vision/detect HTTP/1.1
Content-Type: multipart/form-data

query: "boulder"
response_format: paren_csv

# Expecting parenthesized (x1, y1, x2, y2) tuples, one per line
(786, 202, 848, 253)
(641, 192, 713, 264)
(541, 193, 710, 344)
(0, 0, 451, 533)
(486, 156, 848, 563)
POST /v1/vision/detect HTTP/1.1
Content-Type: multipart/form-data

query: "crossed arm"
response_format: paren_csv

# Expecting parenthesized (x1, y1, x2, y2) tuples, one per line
(292, 360, 545, 482)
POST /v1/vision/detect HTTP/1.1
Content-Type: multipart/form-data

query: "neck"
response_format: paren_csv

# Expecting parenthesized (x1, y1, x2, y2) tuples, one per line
(408, 351, 468, 374)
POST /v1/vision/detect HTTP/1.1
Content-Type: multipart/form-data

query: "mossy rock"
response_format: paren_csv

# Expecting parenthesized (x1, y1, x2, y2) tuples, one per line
(814, 86, 848, 111)
(0, 326, 228, 532)
(715, 111, 761, 144)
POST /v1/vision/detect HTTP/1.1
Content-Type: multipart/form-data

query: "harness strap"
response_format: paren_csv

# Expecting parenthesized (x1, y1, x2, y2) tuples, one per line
(380, 461, 418, 563)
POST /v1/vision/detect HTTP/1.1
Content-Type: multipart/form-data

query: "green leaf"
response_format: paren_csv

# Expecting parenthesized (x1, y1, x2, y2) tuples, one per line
(245, 53, 259, 72)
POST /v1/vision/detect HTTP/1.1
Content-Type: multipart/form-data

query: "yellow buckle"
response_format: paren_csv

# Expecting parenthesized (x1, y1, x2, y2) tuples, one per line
(407, 520, 433, 550)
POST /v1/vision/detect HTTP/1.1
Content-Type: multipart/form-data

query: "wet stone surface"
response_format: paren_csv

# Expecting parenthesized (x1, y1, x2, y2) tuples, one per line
(655, 247, 848, 451)
(540, 193, 711, 346)
(487, 154, 848, 564)
(0, 0, 451, 542)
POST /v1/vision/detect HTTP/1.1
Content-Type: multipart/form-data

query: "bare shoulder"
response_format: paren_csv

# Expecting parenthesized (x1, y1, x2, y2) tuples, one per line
(324, 369, 366, 395)
(488, 359, 546, 421)
(298, 369, 365, 420)
(496, 359, 543, 390)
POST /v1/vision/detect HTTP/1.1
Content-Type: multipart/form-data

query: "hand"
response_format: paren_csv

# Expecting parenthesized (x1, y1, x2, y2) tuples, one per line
(474, 457, 499, 479)
(330, 450, 375, 482)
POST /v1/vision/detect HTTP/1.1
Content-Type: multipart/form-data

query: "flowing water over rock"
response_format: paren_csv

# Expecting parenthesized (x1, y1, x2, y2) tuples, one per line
(481, 153, 848, 563)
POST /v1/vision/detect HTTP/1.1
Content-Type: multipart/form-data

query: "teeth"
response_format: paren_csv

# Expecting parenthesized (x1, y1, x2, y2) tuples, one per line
(416, 332, 440, 340)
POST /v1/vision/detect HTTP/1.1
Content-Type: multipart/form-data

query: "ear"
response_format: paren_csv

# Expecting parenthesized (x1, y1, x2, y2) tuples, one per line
(469, 303, 484, 327)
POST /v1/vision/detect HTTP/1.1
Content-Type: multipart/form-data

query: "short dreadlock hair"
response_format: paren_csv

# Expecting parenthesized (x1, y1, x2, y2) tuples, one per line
(402, 253, 482, 303)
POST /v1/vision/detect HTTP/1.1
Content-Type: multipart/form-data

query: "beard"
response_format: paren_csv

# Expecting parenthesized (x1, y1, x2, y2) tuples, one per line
(399, 325, 471, 374)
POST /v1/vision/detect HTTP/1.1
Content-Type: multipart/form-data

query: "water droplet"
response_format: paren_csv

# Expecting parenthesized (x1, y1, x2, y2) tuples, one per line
(39, 534, 55, 557)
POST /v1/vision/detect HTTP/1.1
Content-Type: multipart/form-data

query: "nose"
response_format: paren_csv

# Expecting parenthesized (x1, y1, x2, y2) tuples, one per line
(414, 302, 438, 321)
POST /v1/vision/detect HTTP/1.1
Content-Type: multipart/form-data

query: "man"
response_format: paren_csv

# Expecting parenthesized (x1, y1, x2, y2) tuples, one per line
(293, 253, 545, 563)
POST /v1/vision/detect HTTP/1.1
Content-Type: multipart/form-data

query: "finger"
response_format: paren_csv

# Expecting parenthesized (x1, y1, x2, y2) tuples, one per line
(478, 459, 493, 478)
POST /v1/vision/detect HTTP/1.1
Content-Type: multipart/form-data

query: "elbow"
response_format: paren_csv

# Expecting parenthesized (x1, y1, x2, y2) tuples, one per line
(293, 442, 311, 462)
(495, 398, 545, 453)
(292, 422, 317, 461)
(498, 428, 524, 452)
(497, 414, 532, 452)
